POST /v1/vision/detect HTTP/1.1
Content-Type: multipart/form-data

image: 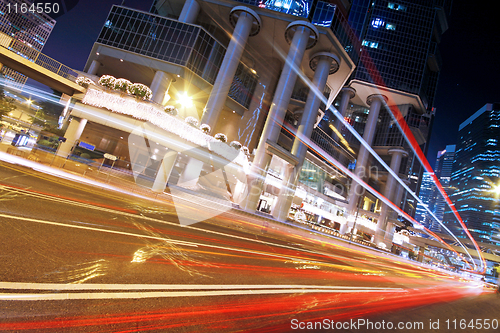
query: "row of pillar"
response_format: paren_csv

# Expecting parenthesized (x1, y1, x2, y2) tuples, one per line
(240, 20, 322, 213)
(335, 91, 408, 246)
(69, 0, 408, 247)
(53, 0, 406, 250)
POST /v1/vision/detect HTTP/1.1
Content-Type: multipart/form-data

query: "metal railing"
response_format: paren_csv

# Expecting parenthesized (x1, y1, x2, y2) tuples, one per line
(1, 38, 79, 82)
(310, 127, 355, 167)
(279, 124, 355, 169)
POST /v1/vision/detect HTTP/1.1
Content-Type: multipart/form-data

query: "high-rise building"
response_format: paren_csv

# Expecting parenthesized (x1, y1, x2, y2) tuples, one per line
(78, 0, 359, 230)
(415, 144, 455, 233)
(415, 171, 435, 232)
(445, 103, 500, 245)
(67, 0, 451, 249)
(319, 0, 451, 246)
(433, 144, 455, 227)
(0, 0, 56, 86)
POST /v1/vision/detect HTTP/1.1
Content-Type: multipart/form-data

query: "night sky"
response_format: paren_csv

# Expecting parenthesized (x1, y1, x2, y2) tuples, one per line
(33, 0, 499, 168)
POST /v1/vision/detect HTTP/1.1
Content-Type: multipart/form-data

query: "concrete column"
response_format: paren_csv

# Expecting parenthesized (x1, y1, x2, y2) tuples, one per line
(201, 7, 261, 131)
(87, 60, 101, 75)
(292, 53, 339, 164)
(178, 7, 260, 189)
(272, 163, 295, 220)
(392, 179, 409, 215)
(150, 71, 174, 105)
(374, 148, 408, 246)
(385, 179, 410, 242)
(240, 21, 319, 213)
(272, 52, 340, 220)
(346, 94, 387, 214)
(152, 150, 178, 193)
(177, 158, 204, 190)
(59, 93, 71, 117)
(332, 87, 356, 140)
(178, 0, 200, 24)
(57, 117, 87, 158)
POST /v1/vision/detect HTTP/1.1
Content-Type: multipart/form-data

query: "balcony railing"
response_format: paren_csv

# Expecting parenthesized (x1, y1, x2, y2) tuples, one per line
(97, 6, 258, 109)
(279, 124, 355, 169)
(1, 37, 79, 81)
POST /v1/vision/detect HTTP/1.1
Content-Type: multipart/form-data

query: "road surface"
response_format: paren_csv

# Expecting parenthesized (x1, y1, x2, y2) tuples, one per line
(0, 159, 496, 332)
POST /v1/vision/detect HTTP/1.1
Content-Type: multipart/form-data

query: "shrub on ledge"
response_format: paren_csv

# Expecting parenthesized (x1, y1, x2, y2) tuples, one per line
(98, 75, 116, 89)
(76, 76, 95, 89)
(128, 83, 153, 100)
(114, 78, 132, 93)
(230, 141, 242, 150)
(214, 133, 227, 143)
(185, 116, 199, 127)
(164, 105, 178, 116)
(200, 124, 211, 134)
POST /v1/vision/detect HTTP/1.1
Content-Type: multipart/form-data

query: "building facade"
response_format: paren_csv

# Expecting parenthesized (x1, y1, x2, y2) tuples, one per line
(415, 144, 455, 233)
(318, 0, 450, 246)
(73, 0, 358, 230)
(445, 103, 500, 246)
(56, 0, 451, 249)
(0, 0, 56, 86)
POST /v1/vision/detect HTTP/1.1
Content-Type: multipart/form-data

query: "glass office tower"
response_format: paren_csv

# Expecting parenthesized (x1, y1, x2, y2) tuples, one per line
(446, 103, 500, 245)
(348, 0, 451, 110)
(327, 0, 451, 219)
(416, 145, 455, 233)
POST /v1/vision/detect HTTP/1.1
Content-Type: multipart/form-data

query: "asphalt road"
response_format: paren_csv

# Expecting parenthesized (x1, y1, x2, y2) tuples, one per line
(0, 159, 497, 332)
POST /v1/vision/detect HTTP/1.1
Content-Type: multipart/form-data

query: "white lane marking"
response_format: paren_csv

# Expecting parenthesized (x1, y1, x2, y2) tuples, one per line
(0, 185, 352, 265)
(0, 213, 197, 248)
(0, 212, 387, 271)
(2, 185, 404, 275)
(0, 185, 135, 215)
(0, 282, 403, 291)
(0, 288, 407, 301)
(0, 213, 334, 263)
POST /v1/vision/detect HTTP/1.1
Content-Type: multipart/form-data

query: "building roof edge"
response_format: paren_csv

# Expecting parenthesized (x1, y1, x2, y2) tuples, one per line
(458, 103, 492, 131)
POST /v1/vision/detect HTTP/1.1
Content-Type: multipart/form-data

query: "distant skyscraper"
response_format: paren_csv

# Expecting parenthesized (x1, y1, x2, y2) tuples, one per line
(446, 103, 500, 245)
(0, 0, 56, 86)
(433, 144, 455, 227)
(416, 145, 455, 233)
(415, 171, 436, 232)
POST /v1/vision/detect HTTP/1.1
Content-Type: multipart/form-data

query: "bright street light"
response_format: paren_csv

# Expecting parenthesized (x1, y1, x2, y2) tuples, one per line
(493, 185, 500, 196)
(177, 92, 193, 108)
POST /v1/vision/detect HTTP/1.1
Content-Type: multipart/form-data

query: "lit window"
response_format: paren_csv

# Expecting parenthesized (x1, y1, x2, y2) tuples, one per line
(386, 23, 396, 30)
(371, 18, 385, 28)
(362, 40, 379, 48)
(387, 3, 406, 11)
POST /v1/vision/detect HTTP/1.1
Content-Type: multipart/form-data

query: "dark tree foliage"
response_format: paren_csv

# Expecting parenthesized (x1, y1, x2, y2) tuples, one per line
(0, 85, 16, 121)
